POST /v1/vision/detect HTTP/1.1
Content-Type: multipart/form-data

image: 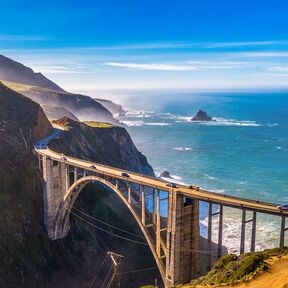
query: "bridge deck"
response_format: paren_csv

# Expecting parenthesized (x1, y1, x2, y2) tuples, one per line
(36, 147, 288, 217)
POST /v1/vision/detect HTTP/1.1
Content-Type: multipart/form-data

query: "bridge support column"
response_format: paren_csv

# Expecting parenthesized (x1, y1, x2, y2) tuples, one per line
(165, 192, 200, 287)
(42, 156, 69, 239)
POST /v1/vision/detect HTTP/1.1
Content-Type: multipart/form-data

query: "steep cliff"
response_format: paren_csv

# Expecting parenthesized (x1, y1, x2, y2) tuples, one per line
(94, 98, 127, 115)
(50, 117, 154, 176)
(0, 84, 160, 287)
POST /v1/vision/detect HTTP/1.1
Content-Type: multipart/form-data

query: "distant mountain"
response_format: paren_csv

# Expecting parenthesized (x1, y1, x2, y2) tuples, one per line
(42, 105, 79, 121)
(0, 54, 64, 92)
(94, 98, 126, 116)
(0, 55, 123, 124)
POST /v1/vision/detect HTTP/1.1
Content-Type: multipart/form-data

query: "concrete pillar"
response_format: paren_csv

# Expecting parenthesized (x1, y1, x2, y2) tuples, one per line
(42, 156, 69, 239)
(280, 216, 286, 247)
(141, 185, 146, 226)
(74, 167, 78, 183)
(251, 211, 257, 252)
(165, 192, 200, 286)
(240, 209, 246, 254)
(128, 182, 131, 204)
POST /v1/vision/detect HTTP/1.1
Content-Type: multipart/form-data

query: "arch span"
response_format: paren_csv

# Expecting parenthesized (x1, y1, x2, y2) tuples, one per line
(55, 175, 166, 281)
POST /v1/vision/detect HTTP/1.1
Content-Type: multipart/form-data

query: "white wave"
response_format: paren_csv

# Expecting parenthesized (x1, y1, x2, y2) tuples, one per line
(121, 120, 145, 126)
(202, 117, 260, 127)
(121, 120, 170, 127)
(276, 146, 283, 150)
(173, 147, 193, 151)
(124, 109, 155, 118)
(200, 208, 279, 254)
(209, 189, 226, 193)
(170, 175, 182, 180)
(145, 122, 170, 126)
(267, 123, 279, 127)
(163, 113, 260, 127)
(204, 173, 219, 180)
(160, 176, 187, 186)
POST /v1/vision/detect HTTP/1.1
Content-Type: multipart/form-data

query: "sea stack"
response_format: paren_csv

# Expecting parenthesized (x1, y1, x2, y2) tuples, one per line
(191, 110, 212, 121)
(160, 171, 171, 178)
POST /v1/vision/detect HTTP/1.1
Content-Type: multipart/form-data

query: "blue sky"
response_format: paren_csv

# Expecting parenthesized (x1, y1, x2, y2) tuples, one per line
(1, 0, 288, 93)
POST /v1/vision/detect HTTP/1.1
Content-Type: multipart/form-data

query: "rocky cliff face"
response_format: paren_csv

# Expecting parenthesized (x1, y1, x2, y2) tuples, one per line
(94, 98, 126, 116)
(0, 55, 64, 92)
(0, 84, 159, 287)
(51, 117, 154, 176)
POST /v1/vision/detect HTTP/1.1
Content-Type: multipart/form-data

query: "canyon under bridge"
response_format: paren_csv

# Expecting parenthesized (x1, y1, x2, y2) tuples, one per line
(35, 135, 288, 288)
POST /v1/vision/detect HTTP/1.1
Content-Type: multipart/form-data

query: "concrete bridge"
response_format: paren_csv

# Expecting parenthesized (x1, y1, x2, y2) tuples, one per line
(35, 133, 288, 287)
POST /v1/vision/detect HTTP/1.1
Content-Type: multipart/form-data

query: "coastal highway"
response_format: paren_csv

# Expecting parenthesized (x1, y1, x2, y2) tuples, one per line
(35, 132, 288, 216)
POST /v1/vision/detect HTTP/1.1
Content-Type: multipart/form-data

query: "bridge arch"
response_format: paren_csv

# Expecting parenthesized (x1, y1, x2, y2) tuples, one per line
(55, 175, 166, 280)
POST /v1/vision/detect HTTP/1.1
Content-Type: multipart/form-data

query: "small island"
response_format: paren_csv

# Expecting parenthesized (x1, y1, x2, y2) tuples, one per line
(191, 110, 212, 121)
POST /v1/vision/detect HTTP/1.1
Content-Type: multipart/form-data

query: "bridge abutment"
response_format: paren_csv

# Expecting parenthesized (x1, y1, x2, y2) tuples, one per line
(165, 192, 200, 286)
(43, 156, 69, 239)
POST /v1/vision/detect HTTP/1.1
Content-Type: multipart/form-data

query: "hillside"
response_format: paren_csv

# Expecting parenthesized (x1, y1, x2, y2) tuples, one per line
(1, 79, 117, 124)
(0, 54, 64, 92)
(0, 83, 161, 287)
(180, 247, 288, 288)
(0, 55, 124, 124)
(42, 105, 79, 121)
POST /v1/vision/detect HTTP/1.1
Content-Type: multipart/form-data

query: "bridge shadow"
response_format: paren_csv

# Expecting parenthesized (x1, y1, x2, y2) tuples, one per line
(69, 181, 164, 287)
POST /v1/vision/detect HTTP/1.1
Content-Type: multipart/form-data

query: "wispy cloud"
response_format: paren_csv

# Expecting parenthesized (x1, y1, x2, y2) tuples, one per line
(32, 65, 90, 74)
(206, 41, 286, 48)
(267, 66, 288, 72)
(104, 62, 200, 71)
(103, 61, 248, 71)
(238, 52, 288, 57)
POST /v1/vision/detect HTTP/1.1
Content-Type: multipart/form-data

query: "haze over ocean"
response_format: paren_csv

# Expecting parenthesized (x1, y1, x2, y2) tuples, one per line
(120, 92, 288, 253)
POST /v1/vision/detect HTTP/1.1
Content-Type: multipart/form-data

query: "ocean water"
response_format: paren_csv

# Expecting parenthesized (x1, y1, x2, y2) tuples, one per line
(119, 92, 288, 253)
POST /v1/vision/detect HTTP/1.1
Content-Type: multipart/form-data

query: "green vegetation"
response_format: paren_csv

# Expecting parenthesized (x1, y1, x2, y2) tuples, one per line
(1, 80, 35, 92)
(83, 121, 115, 128)
(184, 247, 288, 287)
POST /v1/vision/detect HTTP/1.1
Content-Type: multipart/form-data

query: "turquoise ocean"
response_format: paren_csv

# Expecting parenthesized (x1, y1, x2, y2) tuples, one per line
(119, 92, 288, 253)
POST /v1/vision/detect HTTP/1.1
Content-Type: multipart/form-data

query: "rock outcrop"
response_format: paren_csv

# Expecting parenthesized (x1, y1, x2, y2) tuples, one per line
(160, 171, 171, 178)
(51, 117, 154, 176)
(191, 110, 212, 121)
(94, 98, 127, 116)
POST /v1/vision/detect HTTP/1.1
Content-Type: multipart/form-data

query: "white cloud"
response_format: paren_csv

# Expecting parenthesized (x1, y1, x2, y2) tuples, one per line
(267, 66, 288, 72)
(103, 62, 199, 71)
(103, 61, 250, 71)
(238, 52, 288, 57)
(32, 65, 90, 74)
(206, 41, 286, 48)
